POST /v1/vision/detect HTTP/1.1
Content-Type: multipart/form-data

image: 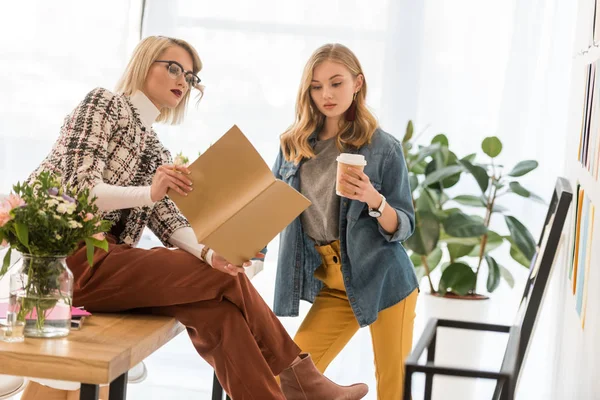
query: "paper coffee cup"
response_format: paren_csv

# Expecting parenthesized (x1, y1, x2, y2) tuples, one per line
(336, 153, 367, 197)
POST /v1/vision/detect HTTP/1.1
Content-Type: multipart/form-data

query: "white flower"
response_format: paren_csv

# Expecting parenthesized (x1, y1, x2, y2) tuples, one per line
(38, 210, 46, 216)
(55, 234, 62, 240)
(68, 220, 83, 229)
(54, 215, 61, 220)
(56, 202, 76, 215)
(46, 199, 59, 207)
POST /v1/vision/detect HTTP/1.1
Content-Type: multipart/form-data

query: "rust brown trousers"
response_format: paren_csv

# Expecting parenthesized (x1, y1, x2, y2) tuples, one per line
(67, 236, 300, 400)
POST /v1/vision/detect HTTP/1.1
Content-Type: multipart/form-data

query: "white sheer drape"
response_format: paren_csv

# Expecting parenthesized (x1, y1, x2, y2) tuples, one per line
(0, 1, 141, 193)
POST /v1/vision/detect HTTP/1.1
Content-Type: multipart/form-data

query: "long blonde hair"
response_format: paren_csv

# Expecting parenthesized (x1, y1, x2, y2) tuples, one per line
(281, 43, 378, 163)
(115, 36, 203, 125)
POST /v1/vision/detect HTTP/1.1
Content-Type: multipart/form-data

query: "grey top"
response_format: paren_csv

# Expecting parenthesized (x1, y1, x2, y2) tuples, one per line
(299, 137, 341, 245)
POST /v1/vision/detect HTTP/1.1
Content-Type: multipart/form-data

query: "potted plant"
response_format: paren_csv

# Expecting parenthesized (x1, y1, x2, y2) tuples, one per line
(0, 171, 111, 340)
(401, 121, 542, 299)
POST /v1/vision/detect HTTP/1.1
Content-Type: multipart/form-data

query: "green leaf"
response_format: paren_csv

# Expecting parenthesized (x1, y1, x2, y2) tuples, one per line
(485, 255, 501, 292)
(439, 263, 476, 296)
(426, 247, 443, 271)
(423, 165, 463, 187)
(508, 182, 545, 204)
(509, 181, 530, 197)
(448, 243, 475, 260)
(411, 160, 428, 175)
(443, 212, 488, 238)
(85, 239, 95, 267)
(1, 248, 12, 278)
(409, 174, 419, 192)
(402, 120, 414, 143)
(505, 216, 536, 261)
(90, 237, 109, 252)
(508, 160, 538, 177)
(14, 223, 29, 249)
(482, 136, 503, 158)
(432, 207, 461, 221)
(431, 134, 449, 147)
(440, 261, 452, 273)
(499, 265, 515, 288)
(468, 230, 504, 257)
(439, 233, 480, 246)
(459, 160, 489, 193)
(461, 153, 477, 163)
(492, 203, 508, 213)
(410, 252, 422, 266)
(510, 243, 531, 268)
(416, 189, 437, 213)
(452, 195, 486, 207)
(404, 211, 440, 255)
(412, 143, 442, 169)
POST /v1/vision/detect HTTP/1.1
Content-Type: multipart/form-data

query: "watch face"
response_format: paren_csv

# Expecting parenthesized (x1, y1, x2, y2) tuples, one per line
(369, 210, 382, 218)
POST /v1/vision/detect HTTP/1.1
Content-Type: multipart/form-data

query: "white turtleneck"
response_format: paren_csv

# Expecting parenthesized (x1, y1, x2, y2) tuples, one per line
(89, 90, 215, 267)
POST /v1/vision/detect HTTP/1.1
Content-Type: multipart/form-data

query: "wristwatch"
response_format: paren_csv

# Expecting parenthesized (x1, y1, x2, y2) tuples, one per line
(368, 194, 386, 218)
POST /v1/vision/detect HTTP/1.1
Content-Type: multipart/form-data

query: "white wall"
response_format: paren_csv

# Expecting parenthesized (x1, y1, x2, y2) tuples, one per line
(550, 0, 600, 398)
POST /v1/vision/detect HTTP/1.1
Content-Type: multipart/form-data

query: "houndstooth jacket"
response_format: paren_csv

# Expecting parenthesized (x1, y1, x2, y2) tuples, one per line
(28, 87, 190, 247)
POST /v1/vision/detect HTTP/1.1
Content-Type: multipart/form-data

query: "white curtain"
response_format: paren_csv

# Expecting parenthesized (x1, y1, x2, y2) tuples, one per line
(0, 1, 141, 194)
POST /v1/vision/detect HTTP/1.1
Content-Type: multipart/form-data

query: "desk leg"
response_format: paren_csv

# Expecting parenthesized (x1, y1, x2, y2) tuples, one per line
(109, 372, 128, 400)
(80, 384, 99, 400)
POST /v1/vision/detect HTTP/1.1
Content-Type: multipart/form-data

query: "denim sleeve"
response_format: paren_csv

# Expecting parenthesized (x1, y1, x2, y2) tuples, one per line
(272, 147, 284, 180)
(258, 147, 286, 259)
(378, 141, 415, 242)
(252, 246, 267, 260)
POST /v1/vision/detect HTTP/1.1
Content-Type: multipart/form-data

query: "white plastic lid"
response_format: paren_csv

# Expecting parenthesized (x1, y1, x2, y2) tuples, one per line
(336, 153, 367, 166)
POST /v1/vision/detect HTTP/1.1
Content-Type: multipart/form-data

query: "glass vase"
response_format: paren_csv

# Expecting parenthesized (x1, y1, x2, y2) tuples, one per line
(8, 254, 73, 338)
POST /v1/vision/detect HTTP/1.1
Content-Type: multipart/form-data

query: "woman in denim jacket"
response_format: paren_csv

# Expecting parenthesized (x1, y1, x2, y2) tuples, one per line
(272, 43, 419, 399)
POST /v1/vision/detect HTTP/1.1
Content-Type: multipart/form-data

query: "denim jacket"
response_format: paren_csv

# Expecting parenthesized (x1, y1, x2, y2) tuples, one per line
(272, 127, 419, 327)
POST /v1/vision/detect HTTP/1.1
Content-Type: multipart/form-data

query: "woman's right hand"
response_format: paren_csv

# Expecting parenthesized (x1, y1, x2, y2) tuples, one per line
(210, 252, 265, 276)
(150, 164, 193, 202)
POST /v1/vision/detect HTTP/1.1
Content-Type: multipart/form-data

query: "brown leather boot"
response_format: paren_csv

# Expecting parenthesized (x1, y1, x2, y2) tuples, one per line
(279, 353, 368, 400)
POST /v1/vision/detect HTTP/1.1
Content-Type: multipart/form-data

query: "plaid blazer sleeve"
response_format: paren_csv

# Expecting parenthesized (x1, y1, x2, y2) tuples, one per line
(59, 87, 118, 193)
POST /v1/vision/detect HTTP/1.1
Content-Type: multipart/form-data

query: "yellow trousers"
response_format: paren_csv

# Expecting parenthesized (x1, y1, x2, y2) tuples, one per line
(294, 240, 418, 400)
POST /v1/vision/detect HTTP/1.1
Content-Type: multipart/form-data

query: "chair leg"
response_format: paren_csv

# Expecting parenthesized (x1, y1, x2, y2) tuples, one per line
(424, 332, 437, 400)
(403, 366, 413, 400)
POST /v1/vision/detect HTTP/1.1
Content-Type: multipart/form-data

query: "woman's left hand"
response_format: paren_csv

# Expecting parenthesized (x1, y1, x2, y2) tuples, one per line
(339, 168, 382, 209)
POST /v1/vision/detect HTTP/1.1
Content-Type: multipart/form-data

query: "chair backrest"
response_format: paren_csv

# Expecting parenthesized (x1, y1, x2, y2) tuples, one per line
(502, 177, 573, 381)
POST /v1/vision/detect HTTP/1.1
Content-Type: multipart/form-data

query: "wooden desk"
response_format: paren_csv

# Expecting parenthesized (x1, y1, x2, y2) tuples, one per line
(0, 313, 184, 400)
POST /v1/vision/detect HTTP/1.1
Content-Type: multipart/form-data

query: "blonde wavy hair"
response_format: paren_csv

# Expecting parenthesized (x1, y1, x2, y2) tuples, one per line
(115, 36, 203, 125)
(281, 43, 378, 163)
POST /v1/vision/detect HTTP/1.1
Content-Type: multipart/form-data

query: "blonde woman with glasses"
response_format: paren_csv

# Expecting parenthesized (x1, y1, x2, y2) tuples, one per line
(20, 36, 368, 400)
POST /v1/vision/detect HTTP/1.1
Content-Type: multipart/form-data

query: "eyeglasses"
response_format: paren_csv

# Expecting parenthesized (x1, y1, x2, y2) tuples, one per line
(154, 60, 201, 87)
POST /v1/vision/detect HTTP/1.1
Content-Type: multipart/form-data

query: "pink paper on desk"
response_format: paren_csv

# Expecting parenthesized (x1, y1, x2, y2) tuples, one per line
(0, 303, 91, 318)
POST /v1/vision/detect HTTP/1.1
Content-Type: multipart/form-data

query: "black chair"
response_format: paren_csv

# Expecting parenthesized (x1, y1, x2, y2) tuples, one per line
(403, 177, 573, 400)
